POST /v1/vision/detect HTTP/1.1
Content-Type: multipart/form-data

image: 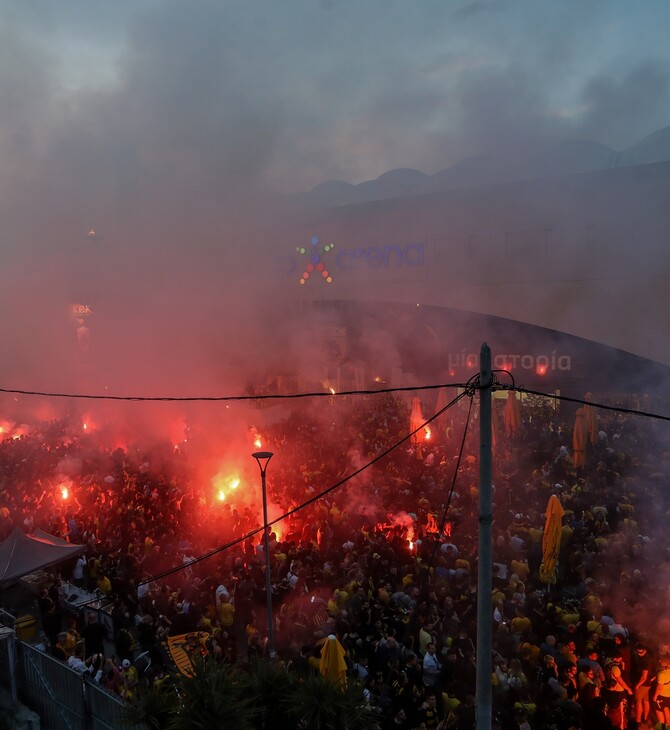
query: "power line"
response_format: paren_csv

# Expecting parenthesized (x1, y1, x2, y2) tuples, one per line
(0, 382, 466, 403)
(2, 381, 669, 424)
(500, 384, 670, 423)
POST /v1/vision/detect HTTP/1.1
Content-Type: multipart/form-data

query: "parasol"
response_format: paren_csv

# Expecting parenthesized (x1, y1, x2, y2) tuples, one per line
(504, 392, 521, 436)
(539, 494, 565, 585)
(491, 400, 500, 454)
(319, 634, 348, 688)
(409, 396, 426, 458)
(572, 408, 587, 470)
(582, 393, 598, 446)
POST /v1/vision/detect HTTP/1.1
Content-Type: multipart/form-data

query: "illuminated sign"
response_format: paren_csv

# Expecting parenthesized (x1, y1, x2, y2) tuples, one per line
(335, 242, 424, 270)
(281, 238, 425, 283)
(295, 236, 335, 285)
(446, 351, 572, 372)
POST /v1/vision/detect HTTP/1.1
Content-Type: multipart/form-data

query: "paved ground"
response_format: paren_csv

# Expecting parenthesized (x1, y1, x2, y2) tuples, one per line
(0, 686, 41, 730)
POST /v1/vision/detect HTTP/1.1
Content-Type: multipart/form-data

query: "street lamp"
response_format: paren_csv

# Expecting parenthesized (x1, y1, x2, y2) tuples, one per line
(251, 450, 276, 659)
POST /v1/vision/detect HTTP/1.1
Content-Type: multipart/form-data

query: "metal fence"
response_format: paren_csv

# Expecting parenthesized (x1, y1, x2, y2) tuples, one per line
(0, 632, 146, 730)
(85, 680, 144, 730)
(0, 609, 15, 629)
(19, 642, 87, 730)
(0, 628, 15, 701)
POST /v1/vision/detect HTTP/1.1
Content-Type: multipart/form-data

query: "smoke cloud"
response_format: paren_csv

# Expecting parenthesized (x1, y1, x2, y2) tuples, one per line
(0, 0, 668, 439)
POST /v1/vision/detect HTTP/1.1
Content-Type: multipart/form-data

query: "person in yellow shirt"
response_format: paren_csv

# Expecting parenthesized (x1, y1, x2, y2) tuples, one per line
(510, 559, 530, 583)
(518, 640, 541, 670)
(87, 555, 100, 591)
(510, 609, 531, 638)
(63, 618, 81, 658)
(144, 535, 154, 555)
(120, 659, 139, 701)
(218, 596, 234, 628)
(96, 572, 112, 595)
(653, 655, 670, 725)
(329, 503, 342, 524)
(376, 583, 391, 607)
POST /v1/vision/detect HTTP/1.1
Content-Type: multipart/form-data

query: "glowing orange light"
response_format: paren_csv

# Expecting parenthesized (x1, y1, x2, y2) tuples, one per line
(61, 486, 69, 500)
(424, 426, 432, 440)
(0, 427, 4, 434)
(254, 438, 262, 449)
(212, 473, 241, 503)
(536, 363, 547, 376)
(329, 387, 335, 395)
(408, 540, 414, 551)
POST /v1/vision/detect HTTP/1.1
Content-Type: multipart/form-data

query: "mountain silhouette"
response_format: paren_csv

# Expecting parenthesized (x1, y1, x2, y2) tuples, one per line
(291, 127, 670, 208)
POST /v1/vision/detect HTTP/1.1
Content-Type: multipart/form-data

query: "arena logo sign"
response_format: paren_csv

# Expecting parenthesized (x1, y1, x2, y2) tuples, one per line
(282, 237, 425, 285)
(447, 351, 572, 372)
(334, 242, 424, 271)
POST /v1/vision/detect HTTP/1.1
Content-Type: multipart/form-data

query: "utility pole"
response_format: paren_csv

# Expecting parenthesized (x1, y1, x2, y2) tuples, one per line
(476, 343, 493, 730)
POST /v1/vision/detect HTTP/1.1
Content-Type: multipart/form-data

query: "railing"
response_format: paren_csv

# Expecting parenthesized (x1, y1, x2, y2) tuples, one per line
(0, 632, 145, 730)
(0, 608, 16, 628)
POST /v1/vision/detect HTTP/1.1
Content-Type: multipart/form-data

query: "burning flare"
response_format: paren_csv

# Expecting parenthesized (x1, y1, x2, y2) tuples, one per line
(212, 473, 241, 504)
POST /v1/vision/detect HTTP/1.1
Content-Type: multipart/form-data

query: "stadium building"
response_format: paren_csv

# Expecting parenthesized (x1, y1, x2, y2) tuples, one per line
(257, 132, 670, 401)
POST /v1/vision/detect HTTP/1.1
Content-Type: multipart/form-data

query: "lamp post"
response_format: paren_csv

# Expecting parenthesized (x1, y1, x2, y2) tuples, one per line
(251, 451, 276, 659)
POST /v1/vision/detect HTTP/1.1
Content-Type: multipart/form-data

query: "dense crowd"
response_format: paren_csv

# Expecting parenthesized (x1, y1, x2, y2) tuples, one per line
(1, 389, 670, 729)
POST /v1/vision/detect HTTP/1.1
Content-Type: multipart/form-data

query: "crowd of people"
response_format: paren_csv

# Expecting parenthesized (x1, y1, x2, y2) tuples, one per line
(1, 388, 670, 729)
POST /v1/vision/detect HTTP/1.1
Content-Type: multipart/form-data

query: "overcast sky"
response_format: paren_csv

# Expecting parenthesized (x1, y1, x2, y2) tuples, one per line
(2, 0, 669, 200)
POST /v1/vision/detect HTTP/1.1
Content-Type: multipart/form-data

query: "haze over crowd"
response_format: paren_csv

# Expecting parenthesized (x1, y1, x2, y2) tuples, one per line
(1, 0, 668, 433)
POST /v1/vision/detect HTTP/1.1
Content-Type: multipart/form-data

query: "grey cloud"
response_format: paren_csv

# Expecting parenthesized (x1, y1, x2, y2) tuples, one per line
(452, 1, 506, 20)
(576, 62, 670, 146)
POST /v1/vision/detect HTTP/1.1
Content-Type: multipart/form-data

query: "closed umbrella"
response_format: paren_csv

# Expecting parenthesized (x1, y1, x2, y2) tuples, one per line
(572, 408, 587, 470)
(539, 494, 565, 585)
(504, 392, 521, 436)
(491, 400, 500, 454)
(319, 634, 348, 688)
(582, 393, 598, 446)
(410, 396, 427, 458)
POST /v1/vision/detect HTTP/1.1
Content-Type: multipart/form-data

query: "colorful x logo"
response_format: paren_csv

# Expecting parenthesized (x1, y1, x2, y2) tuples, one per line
(295, 235, 334, 285)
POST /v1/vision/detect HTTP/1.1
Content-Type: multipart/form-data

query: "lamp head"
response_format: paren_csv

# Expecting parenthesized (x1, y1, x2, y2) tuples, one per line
(252, 451, 274, 472)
